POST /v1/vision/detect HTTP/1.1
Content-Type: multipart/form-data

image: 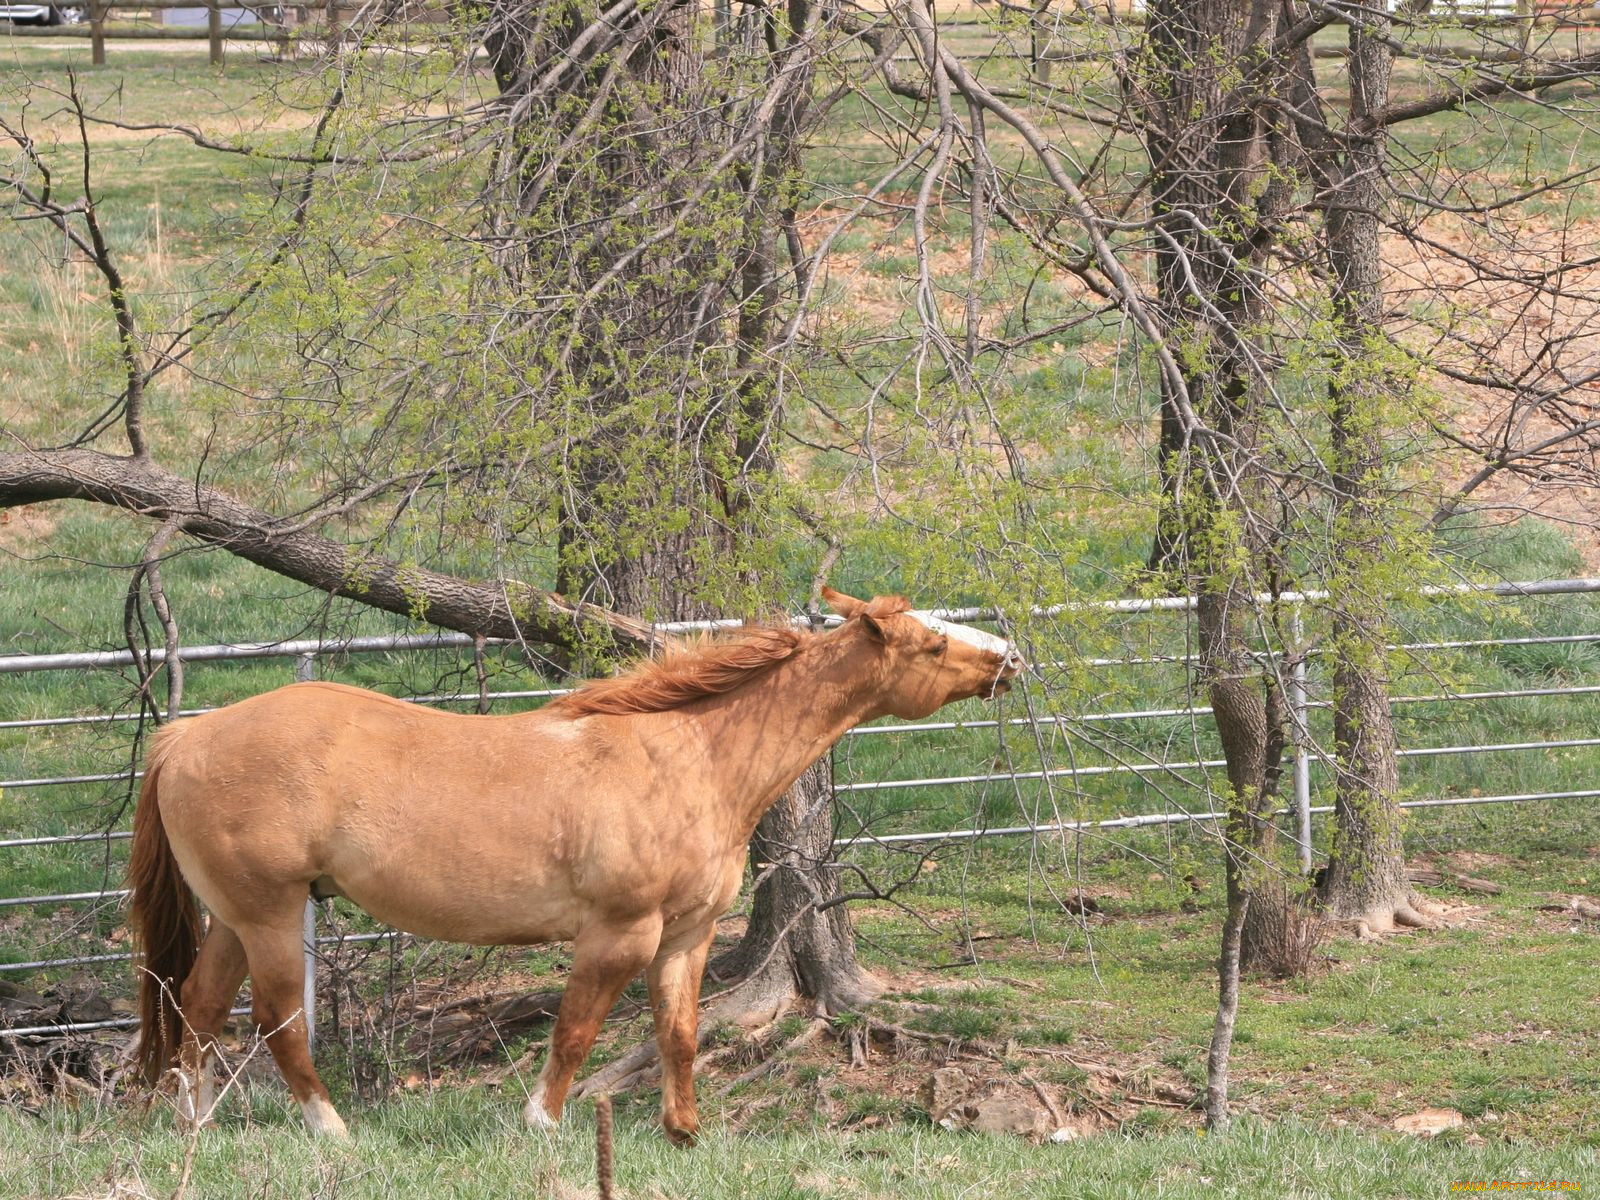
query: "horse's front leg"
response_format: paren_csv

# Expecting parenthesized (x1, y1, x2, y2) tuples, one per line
(645, 924, 715, 1146)
(524, 915, 662, 1130)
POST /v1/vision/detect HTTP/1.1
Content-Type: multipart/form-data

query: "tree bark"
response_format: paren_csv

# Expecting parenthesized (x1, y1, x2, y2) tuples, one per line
(1318, 7, 1434, 932)
(1136, 0, 1293, 964)
(486, 0, 872, 1019)
(1205, 891, 1249, 1131)
(1139, 0, 1280, 583)
(539, 0, 740, 624)
(710, 758, 880, 1020)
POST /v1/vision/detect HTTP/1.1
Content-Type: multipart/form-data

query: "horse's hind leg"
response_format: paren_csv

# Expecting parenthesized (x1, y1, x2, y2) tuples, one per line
(234, 916, 347, 1138)
(174, 920, 248, 1129)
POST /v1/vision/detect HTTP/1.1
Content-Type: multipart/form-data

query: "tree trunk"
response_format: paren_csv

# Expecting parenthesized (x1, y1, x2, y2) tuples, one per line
(1205, 891, 1249, 1131)
(1139, 0, 1280, 585)
(1136, 0, 1294, 965)
(1318, 5, 1435, 933)
(711, 758, 881, 1019)
(1201, 588, 1291, 969)
(486, 0, 871, 1019)
(528, 1, 738, 627)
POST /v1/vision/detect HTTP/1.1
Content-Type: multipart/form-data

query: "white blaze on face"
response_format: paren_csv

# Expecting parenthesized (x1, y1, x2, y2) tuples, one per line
(909, 611, 1010, 656)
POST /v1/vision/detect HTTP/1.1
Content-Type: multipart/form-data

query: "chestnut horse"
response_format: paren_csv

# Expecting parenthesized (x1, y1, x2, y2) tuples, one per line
(127, 589, 1023, 1141)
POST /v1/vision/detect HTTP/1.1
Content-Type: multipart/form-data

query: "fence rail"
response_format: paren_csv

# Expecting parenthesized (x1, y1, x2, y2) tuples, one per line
(2, 0, 384, 65)
(3, 575, 1597, 1037)
(12, 2, 1589, 73)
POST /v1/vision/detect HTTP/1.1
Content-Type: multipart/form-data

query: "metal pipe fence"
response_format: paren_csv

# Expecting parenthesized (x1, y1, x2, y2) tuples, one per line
(3, 576, 1597, 1038)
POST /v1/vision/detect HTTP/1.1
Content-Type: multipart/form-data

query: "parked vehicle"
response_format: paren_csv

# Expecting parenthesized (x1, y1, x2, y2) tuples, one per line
(0, 4, 87, 24)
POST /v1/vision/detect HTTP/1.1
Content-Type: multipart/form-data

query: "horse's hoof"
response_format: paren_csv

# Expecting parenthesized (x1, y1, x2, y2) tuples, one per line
(665, 1123, 699, 1148)
(301, 1096, 349, 1138)
(523, 1099, 559, 1132)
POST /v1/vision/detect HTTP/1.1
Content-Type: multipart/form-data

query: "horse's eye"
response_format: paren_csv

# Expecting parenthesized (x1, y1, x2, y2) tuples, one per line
(928, 635, 948, 655)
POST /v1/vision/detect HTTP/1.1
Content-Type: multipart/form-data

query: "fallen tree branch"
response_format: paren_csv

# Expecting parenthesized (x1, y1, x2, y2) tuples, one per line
(0, 447, 653, 650)
(412, 988, 567, 1062)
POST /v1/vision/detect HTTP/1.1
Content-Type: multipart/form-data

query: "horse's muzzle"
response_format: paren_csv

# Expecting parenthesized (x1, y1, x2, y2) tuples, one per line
(988, 649, 1026, 697)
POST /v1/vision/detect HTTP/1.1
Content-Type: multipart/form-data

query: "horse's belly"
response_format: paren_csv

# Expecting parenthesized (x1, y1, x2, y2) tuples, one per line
(299, 766, 594, 939)
(337, 874, 584, 946)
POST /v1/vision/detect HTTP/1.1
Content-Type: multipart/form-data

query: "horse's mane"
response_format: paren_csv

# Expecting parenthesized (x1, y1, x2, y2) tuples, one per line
(548, 625, 811, 718)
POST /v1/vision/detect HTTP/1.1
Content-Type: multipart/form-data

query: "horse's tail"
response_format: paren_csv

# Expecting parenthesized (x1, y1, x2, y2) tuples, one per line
(127, 726, 201, 1086)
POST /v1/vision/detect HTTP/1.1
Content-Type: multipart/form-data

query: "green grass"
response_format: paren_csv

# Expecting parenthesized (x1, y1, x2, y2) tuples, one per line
(3, 1098, 1596, 1200)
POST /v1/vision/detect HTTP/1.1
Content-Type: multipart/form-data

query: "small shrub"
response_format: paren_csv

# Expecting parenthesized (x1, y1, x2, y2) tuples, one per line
(1241, 876, 1327, 981)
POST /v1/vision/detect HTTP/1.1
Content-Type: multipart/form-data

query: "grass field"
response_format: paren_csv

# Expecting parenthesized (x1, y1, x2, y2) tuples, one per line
(4, 1102, 1597, 1200)
(3, 808, 1599, 1195)
(4, 16, 1600, 1200)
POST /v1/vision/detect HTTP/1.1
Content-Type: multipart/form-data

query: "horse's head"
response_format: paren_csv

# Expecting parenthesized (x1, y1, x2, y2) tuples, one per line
(822, 587, 1026, 719)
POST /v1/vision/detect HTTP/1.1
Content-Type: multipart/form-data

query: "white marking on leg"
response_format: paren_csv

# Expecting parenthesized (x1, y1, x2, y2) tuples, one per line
(300, 1094, 349, 1138)
(175, 1049, 217, 1129)
(522, 1063, 560, 1131)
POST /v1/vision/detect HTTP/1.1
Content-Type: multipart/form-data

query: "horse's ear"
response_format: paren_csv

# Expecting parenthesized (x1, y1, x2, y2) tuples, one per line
(821, 587, 866, 618)
(865, 594, 912, 618)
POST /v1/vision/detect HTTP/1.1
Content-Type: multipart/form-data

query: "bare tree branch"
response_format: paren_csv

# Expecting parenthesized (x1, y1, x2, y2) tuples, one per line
(0, 447, 652, 649)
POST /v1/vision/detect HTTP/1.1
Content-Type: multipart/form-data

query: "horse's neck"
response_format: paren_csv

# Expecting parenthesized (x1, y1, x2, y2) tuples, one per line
(696, 628, 883, 833)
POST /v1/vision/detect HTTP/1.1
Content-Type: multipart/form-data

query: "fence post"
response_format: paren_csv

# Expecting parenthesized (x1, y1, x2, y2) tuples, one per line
(273, 3, 291, 60)
(296, 652, 317, 1051)
(1289, 604, 1312, 873)
(89, 0, 106, 66)
(302, 898, 317, 1054)
(1030, 0, 1053, 84)
(207, 0, 223, 67)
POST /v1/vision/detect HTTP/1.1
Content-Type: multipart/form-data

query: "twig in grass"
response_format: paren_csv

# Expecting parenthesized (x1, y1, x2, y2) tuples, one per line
(862, 1018, 971, 1048)
(1061, 1086, 1121, 1125)
(167, 1010, 278, 1200)
(1123, 1090, 1194, 1110)
(1022, 1072, 1068, 1128)
(714, 1053, 790, 1097)
(171, 1115, 201, 1200)
(714, 1018, 829, 1097)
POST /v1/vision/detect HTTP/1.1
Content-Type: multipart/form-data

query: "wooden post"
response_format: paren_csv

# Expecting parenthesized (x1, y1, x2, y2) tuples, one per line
(326, 0, 341, 47)
(89, 0, 106, 66)
(595, 1096, 615, 1200)
(207, 0, 222, 66)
